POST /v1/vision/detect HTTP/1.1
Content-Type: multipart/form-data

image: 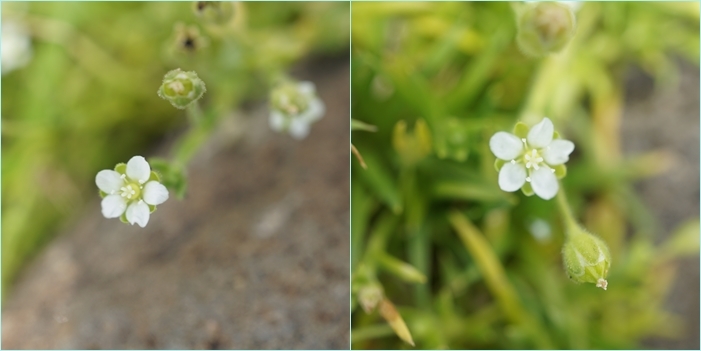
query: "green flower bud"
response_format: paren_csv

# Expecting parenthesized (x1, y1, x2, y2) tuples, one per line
(562, 226, 612, 290)
(193, 1, 235, 26)
(357, 283, 384, 313)
(392, 119, 433, 166)
(157, 69, 207, 109)
(515, 2, 576, 57)
(172, 23, 208, 54)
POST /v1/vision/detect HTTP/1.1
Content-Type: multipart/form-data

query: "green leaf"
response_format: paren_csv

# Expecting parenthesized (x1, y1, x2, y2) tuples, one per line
(660, 219, 700, 260)
(357, 153, 402, 214)
(352, 119, 378, 132)
(377, 252, 427, 284)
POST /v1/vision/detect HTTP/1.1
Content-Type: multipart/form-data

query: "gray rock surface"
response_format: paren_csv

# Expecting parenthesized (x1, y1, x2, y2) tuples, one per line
(2, 59, 350, 349)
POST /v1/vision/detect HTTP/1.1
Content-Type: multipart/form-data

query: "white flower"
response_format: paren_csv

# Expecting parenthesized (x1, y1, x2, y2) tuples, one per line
(269, 81, 325, 140)
(2, 20, 33, 75)
(489, 117, 574, 200)
(95, 156, 169, 228)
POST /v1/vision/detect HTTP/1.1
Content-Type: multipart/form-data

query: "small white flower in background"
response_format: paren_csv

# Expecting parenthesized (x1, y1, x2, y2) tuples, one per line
(269, 80, 325, 140)
(529, 218, 552, 243)
(95, 156, 169, 228)
(490, 117, 574, 200)
(2, 20, 33, 75)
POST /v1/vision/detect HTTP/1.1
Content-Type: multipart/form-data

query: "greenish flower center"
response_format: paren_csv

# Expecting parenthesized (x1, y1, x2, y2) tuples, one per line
(523, 148, 544, 170)
(120, 181, 142, 201)
(271, 85, 309, 116)
(165, 78, 193, 97)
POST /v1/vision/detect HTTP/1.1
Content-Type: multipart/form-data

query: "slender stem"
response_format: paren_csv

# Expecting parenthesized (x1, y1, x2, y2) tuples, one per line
(186, 101, 204, 126)
(555, 182, 578, 236)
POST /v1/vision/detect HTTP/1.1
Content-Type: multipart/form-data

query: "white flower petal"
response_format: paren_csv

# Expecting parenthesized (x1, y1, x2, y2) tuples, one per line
(489, 132, 524, 160)
(126, 156, 151, 184)
(297, 81, 316, 96)
(289, 118, 311, 139)
(527, 117, 554, 149)
(269, 111, 286, 132)
(531, 166, 559, 200)
(101, 195, 127, 219)
(96, 170, 124, 194)
(126, 201, 150, 228)
(143, 181, 169, 206)
(498, 162, 527, 192)
(302, 98, 325, 122)
(542, 139, 575, 165)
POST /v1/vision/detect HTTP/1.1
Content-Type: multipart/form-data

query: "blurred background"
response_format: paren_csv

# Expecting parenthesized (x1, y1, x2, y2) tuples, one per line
(2, 2, 349, 348)
(350, 2, 699, 349)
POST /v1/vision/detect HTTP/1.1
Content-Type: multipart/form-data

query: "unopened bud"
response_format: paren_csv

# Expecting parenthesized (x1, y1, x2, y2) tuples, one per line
(172, 23, 208, 54)
(562, 226, 611, 290)
(357, 283, 384, 313)
(379, 298, 415, 347)
(516, 2, 576, 57)
(392, 119, 432, 166)
(157, 69, 207, 109)
(193, 1, 235, 26)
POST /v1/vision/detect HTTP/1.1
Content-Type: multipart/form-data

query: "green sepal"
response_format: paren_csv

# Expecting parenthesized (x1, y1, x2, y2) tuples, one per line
(494, 159, 506, 172)
(521, 182, 534, 196)
(513, 122, 529, 138)
(149, 157, 187, 200)
(99, 190, 107, 198)
(115, 163, 127, 175)
(120, 213, 129, 224)
(148, 204, 156, 213)
(148, 170, 161, 183)
(553, 131, 560, 139)
(554, 164, 567, 179)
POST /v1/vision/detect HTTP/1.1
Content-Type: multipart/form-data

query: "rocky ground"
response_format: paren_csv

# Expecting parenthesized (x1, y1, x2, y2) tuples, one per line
(1, 58, 350, 349)
(622, 60, 699, 350)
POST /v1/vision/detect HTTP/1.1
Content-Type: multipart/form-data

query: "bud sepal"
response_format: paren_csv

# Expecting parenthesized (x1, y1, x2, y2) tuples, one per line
(562, 225, 612, 290)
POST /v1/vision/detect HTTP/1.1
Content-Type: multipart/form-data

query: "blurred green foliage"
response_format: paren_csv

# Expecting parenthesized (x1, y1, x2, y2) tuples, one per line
(350, 2, 699, 349)
(2, 2, 349, 296)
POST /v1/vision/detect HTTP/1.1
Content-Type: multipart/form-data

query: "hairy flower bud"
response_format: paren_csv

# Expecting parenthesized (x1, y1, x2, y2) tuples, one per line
(193, 1, 235, 26)
(357, 283, 384, 313)
(515, 2, 576, 57)
(157, 69, 207, 109)
(172, 23, 208, 54)
(562, 226, 612, 290)
(392, 119, 433, 167)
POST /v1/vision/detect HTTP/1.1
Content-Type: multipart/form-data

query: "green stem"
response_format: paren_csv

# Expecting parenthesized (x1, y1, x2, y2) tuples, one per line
(186, 101, 204, 126)
(172, 102, 213, 168)
(555, 182, 578, 236)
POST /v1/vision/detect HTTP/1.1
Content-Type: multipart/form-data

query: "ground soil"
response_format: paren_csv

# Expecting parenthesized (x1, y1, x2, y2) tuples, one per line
(621, 60, 699, 350)
(1, 58, 350, 349)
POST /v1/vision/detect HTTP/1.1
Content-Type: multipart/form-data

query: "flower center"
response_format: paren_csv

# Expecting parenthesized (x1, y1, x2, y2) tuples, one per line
(523, 148, 544, 170)
(120, 182, 142, 200)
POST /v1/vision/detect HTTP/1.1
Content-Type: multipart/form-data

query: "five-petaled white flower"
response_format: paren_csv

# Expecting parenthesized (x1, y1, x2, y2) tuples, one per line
(95, 156, 169, 227)
(489, 117, 574, 200)
(269, 81, 325, 140)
